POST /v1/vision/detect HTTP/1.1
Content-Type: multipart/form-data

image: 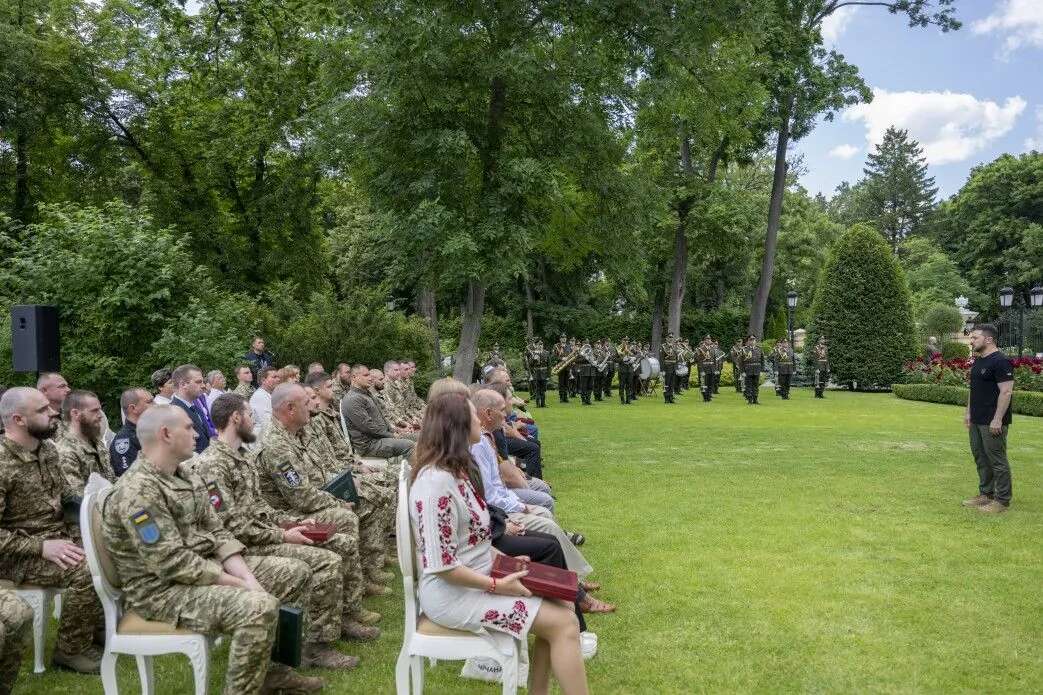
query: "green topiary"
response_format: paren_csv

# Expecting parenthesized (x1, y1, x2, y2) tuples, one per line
(808, 224, 917, 389)
(940, 341, 970, 360)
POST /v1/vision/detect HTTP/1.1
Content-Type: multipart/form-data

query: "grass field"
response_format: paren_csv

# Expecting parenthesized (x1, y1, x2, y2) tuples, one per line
(15, 385, 1043, 693)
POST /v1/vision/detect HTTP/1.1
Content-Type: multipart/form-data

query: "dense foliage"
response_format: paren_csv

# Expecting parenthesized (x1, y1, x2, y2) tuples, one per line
(892, 383, 1043, 417)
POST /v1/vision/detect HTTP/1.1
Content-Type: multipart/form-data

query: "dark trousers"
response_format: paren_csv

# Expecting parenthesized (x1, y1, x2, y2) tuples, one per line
(699, 366, 713, 402)
(569, 369, 579, 397)
(733, 365, 743, 392)
(579, 370, 594, 405)
(777, 372, 792, 398)
(815, 368, 829, 398)
(743, 372, 759, 403)
(618, 368, 633, 404)
(492, 531, 586, 632)
(557, 375, 569, 402)
(632, 372, 642, 398)
(969, 424, 1012, 505)
(506, 436, 543, 480)
(532, 377, 547, 407)
(592, 372, 603, 401)
(603, 368, 614, 397)
(712, 371, 721, 394)
(663, 366, 676, 403)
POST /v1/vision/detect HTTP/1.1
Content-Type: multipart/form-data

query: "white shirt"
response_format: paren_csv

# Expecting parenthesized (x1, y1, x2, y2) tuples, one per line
(205, 388, 225, 409)
(249, 387, 273, 440)
(153, 395, 172, 406)
(470, 433, 523, 513)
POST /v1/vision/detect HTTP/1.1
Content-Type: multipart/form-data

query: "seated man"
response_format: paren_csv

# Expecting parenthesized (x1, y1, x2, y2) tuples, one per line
(192, 394, 365, 666)
(485, 381, 545, 480)
(470, 389, 592, 578)
(0, 388, 103, 673)
(103, 405, 324, 693)
(170, 364, 211, 452)
(256, 384, 386, 634)
(232, 365, 256, 399)
(341, 366, 414, 459)
(476, 388, 555, 512)
(110, 387, 153, 477)
(369, 368, 418, 437)
(249, 366, 281, 441)
(56, 389, 116, 491)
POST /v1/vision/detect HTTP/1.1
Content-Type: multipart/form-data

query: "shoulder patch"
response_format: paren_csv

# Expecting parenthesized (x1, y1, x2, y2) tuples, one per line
(130, 509, 161, 545)
(205, 481, 224, 511)
(277, 462, 302, 488)
(114, 438, 130, 455)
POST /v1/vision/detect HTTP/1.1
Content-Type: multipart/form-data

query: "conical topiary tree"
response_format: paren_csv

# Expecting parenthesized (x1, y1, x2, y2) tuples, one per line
(808, 223, 916, 389)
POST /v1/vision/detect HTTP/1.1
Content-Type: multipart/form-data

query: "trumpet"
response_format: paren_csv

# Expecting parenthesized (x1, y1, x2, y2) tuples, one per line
(551, 350, 578, 375)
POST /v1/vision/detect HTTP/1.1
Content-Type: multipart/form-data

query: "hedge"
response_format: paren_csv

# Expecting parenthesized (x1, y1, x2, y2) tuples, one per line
(892, 384, 1043, 418)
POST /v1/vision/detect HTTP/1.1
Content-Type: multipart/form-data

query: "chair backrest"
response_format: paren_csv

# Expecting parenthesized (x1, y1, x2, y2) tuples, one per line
(396, 462, 419, 637)
(80, 473, 123, 635)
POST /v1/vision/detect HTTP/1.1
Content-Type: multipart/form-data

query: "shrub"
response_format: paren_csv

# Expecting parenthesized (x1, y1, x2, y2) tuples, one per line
(809, 224, 917, 388)
(893, 383, 1043, 418)
(921, 303, 963, 344)
(940, 341, 970, 360)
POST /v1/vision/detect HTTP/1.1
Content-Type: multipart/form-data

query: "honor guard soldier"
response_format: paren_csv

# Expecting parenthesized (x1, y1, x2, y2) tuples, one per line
(526, 339, 550, 408)
(552, 335, 571, 404)
(729, 339, 745, 393)
(660, 334, 680, 404)
(616, 338, 635, 404)
(772, 339, 796, 399)
(741, 335, 764, 405)
(695, 339, 715, 402)
(813, 336, 830, 398)
(575, 339, 596, 405)
(711, 339, 725, 394)
(676, 339, 692, 393)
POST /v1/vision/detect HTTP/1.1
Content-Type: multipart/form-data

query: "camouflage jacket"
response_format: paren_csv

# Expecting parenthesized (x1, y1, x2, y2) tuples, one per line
(309, 406, 358, 472)
(0, 437, 78, 556)
(192, 440, 296, 547)
(102, 455, 246, 622)
(232, 382, 255, 399)
(255, 419, 343, 515)
(373, 385, 403, 425)
(56, 429, 115, 493)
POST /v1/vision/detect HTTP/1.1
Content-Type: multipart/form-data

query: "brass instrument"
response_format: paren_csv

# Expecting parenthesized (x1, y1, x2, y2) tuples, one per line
(550, 350, 578, 375)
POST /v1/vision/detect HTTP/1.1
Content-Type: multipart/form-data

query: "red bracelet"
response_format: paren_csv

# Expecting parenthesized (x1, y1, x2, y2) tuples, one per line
(488, 577, 497, 594)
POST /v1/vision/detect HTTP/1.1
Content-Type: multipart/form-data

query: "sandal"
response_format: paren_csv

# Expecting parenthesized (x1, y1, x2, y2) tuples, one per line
(580, 580, 601, 592)
(579, 595, 616, 614)
(568, 532, 585, 546)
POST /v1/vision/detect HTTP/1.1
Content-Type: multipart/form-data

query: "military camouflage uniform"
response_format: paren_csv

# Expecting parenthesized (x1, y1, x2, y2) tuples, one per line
(402, 378, 425, 421)
(0, 589, 33, 692)
(56, 429, 115, 493)
(0, 438, 102, 656)
(232, 382, 255, 399)
(255, 420, 373, 602)
(192, 441, 346, 644)
(373, 385, 403, 429)
(103, 455, 313, 695)
(330, 377, 347, 407)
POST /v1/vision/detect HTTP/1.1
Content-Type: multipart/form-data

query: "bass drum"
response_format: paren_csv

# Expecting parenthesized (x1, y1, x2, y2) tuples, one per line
(675, 362, 689, 376)
(639, 357, 661, 381)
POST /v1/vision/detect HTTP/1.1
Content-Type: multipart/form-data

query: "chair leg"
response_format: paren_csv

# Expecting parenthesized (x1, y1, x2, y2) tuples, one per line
(500, 653, 519, 695)
(21, 592, 47, 674)
(135, 654, 155, 695)
(188, 642, 210, 695)
(52, 593, 62, 621)
(394, 647, 411, 695)
(410, 655, 424, 695)
(100, 651, 119, 695)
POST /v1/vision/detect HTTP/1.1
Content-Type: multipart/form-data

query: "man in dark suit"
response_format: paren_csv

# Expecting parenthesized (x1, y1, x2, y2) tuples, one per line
(169, 364, 211, 452)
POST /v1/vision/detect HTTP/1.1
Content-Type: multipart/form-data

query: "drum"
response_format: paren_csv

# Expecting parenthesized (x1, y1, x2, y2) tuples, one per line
(675, 362, 689, 377)
(639, 357, 661, 381)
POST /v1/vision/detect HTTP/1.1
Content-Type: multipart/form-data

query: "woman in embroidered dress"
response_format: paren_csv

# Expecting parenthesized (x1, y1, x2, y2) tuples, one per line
(409, 392, 589, 695)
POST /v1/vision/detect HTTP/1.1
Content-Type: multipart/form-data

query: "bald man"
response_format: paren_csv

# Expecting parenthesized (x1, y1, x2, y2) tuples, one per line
(103, 405, 324, 694)
(0, 387, 104, 673)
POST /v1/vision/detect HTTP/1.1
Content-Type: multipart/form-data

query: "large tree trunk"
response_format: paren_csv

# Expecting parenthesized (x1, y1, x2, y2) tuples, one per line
(453, 280, 485, 382)
(13, 129, 30, 223)
(650, 286, 664, 354)
(417, 285, 442, 373)
(749, 99, 793, 339)
(667, 207, 689, 337)
(523, 274, 535, 341)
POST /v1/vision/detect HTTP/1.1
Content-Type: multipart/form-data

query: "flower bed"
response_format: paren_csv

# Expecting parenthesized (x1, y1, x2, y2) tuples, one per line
(901, 355, 1043, 392)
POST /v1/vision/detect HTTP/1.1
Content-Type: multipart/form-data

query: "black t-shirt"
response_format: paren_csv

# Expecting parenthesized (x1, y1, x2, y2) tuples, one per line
(969, 351, 1014, 426)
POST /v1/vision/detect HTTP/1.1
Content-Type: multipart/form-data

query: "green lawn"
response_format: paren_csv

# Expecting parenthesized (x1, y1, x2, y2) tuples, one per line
(16, 386, 1043, 693)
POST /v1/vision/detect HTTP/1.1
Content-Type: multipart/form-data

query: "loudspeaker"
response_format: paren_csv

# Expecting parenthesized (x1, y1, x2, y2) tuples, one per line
(11, 305, 61, 373)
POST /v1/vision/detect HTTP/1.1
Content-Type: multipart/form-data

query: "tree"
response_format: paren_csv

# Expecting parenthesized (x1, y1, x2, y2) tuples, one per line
(898, 236, 973, 321)
(747, 0, 960, 339)
(809, 223, 917, 388)
(861, 126, 937, 250)
(921, 302, 962, 343)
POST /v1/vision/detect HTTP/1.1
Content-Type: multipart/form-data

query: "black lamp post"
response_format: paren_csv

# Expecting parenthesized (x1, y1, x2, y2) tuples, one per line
(786, 290, 798, 348)
(998, 287, 1017, 353)
(998, 286, 1042, 354)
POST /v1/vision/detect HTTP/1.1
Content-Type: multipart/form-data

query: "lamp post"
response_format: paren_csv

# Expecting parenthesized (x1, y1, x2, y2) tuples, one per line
(998, 287, 1018, 353)
(786, 290, 798, 348)
(998, 286, 1043, 354)
(1031, 285, 1043, 354)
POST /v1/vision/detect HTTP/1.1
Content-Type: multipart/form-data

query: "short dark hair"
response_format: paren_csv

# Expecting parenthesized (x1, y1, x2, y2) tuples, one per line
(211, 393, 249, 430)
(171, 364, 202, 388)
(120, 387, 148, 414)
(62, 389, 98, 421)
(150, 367, 172, 390)
(304, 371, 332, 389)
(974, 323, 999, 342)
(257, 366, 278, 382)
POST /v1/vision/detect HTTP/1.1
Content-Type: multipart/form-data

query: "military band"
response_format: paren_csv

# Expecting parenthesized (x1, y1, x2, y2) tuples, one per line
(771, 339, 795, 400)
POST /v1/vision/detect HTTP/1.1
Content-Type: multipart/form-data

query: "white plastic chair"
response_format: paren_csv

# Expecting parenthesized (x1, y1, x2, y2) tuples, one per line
(394, 463, 524, 695)
(0, 580, 64, 673)
(80, 474, 212, 695)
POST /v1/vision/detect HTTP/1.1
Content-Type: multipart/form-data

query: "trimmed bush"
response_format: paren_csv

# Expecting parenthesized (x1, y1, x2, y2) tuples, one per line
(809, 224, 916, 388)
(892, 383, 1043, 418)
(940, 341, 970, 360)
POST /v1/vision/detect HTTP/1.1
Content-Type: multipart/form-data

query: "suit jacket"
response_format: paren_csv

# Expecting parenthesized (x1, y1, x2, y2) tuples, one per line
(172, 396, 211, 453)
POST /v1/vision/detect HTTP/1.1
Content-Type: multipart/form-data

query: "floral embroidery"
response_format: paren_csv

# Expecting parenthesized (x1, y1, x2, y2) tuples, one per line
(436, 495, 457, 566)
(457, 482, 490, 547)
(481, 600, 530, 635)
(414, 500, 427, 568)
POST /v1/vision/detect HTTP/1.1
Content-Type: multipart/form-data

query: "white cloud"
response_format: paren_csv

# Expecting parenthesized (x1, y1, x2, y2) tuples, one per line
(821, 6, 858, 46)
(828, 144, 860, 160)
(972, 0, 1043, 56)
(1026, 106, 1043, 151)
(842, 88, 1027, 165)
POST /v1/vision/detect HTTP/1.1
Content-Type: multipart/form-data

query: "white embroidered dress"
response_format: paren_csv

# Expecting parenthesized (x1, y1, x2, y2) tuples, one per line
(409, 466, 542, 638)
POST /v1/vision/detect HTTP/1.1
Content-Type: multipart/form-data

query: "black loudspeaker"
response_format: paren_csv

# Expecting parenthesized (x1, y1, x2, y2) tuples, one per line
(11, 305, 61, 373)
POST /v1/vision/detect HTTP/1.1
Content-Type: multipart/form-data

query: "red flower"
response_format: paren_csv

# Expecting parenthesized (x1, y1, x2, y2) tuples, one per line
(484, 610, 499, 621)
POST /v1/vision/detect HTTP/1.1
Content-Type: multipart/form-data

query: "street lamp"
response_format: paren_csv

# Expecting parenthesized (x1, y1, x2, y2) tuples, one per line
(786, 290, 798, 348)
(1031, 285, 1043, 309)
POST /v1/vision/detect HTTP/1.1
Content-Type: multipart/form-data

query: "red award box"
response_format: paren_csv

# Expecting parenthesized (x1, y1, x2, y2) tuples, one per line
(491, 554, 579, 602)
(279, 522, 336, 543)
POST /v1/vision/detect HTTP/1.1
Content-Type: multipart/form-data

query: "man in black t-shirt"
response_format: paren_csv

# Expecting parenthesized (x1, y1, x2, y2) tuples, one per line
(962, 324, 1015, 513)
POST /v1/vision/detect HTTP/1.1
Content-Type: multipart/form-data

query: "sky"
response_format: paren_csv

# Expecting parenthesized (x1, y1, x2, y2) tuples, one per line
(796, 0, 1043, 200)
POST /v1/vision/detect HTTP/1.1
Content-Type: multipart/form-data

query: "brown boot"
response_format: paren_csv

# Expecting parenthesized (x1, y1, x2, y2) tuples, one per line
(356, 608, 382, 625)
(342, 620, 381, 641)
(303, 644, 360, 670)
(52, 646, 102, 674)
(961, 494, 992, 508)
(365, 582, 391, 597)
(978, 500, 1009, 514)
(261, 664, 325, 693)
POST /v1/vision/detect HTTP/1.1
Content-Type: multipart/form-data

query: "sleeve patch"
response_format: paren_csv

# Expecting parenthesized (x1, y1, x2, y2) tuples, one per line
(130, 509, 161, 545)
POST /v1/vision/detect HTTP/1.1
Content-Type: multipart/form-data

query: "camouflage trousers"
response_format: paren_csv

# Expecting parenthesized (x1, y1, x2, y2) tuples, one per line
(0, 589, 32, 694)
(357, 475, 395, 543)
(309, 507, 369, 620)
(248, 543, 342, 644)
(0, 550, 102, 655)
